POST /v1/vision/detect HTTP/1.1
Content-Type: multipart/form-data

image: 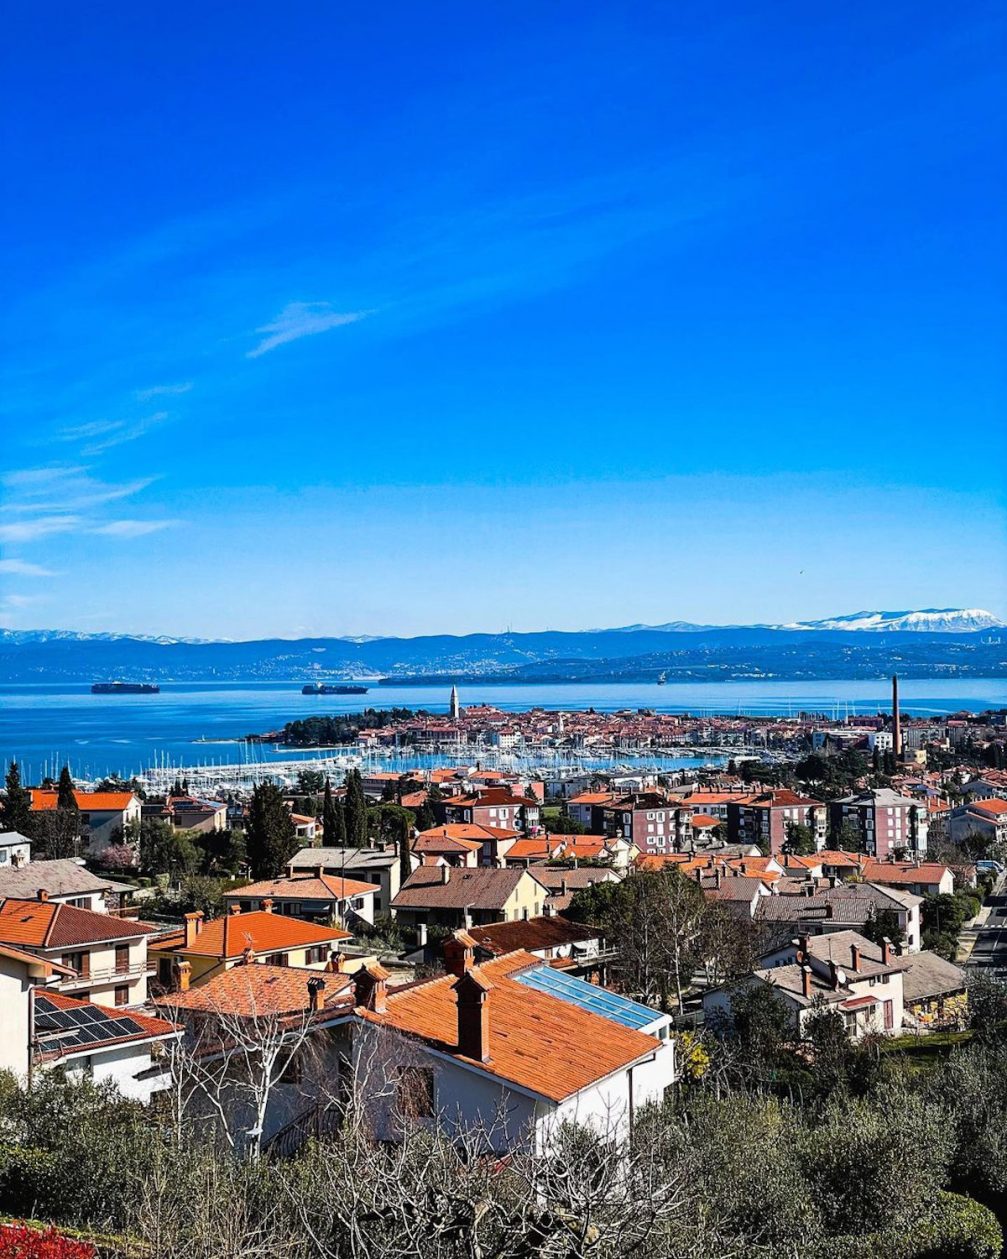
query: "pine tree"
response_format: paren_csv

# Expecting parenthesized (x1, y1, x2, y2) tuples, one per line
(343, 769, 369, 847)
(4, 761, 32, 836)
(398, 812, 413, 888)
(56, 765, 78, 812)
(246, 782, 298, 880)
(322, 779, 346, 847)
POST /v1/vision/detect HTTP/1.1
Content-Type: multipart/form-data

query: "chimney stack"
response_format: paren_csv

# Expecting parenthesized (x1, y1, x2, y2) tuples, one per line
(443, 929, 476, 977)
(262, 898, 274, 914)
(229, 903, 241, 915)
(175, 960, 191, 993)
(36, 888, 49, 902)
(892, 675, 902, 759)
(306, 975, 326, 1013)
(440, 864, 451, 884)
(801, 965, 813, 999)
(183, 911, 203, 949)
(454, 970, 492, 1062)
(850, 942, 861, 972)
(354, 962, 389, 1014)
(881, 936, 893, 965)
(326, 949, 345, 973)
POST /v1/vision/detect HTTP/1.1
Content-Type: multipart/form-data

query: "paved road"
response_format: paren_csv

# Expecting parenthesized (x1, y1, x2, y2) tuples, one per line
(963, 892, 1007, 976)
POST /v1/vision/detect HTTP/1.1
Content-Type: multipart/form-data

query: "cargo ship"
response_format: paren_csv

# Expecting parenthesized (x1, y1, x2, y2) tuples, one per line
(301, 683, 369, 695)
(91, 681, 161, 694)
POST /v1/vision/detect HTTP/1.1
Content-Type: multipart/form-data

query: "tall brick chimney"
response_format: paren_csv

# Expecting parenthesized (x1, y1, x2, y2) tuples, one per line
(306, 975, 326, 1013)
(801, 965, 813, 999)
(183, 911, 203, 949)
(443, 929, 476, 977)
(454, 969, 492, 1063)
(892, 675, 902, 759)
(354, 962, 389, 1014)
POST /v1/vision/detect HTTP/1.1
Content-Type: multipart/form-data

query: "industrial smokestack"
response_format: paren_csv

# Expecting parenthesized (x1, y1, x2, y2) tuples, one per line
(892, 675, 902, 759)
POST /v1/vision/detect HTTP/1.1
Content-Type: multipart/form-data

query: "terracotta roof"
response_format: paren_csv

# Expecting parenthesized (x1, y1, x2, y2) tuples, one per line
(690, 815, 721, 829)
(528, 867, 619, 893)
(151, 910, 350, 959)
(393, 867, 530, 911)
(467, 916, 602, 956)
(444, 789, 538, 808)
(859, 861, 951, 886)
(362, 952, 661, 1103)
(224, 872, 376, 901)
(156, 963, 354, 1016)
(973, 799, 1007, 817)
(0, 898, 156, 949)
(30, 790, 136, 812)
(415, 823, 519, 846)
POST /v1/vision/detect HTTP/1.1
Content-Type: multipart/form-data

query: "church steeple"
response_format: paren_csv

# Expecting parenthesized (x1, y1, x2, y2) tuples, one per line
(449, 685, 460, 721)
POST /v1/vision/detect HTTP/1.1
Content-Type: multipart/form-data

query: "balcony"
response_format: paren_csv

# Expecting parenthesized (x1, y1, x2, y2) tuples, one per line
(60, 961, 155, 989)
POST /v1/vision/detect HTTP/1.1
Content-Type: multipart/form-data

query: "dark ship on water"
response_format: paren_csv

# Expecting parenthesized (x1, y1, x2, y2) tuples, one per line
(301, 683, 369, 695)
(91, 681, 160, 694)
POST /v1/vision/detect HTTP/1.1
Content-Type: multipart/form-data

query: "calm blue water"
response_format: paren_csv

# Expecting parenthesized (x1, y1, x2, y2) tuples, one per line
(0, 678, 1004, 780)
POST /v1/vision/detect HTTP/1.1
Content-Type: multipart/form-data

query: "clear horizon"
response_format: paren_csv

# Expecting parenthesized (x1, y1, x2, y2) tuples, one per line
(2, 3, 1005, 638)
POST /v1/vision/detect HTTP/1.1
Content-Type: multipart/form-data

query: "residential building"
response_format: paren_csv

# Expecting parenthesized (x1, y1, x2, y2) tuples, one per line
(160, 795, 228, 833)
(0, 832, 31, 869)
(948, 798, 1007, 850)
(0, 858, 125, 911)
(900, 952, 968, 1031)
(467, 915, 605, 974)
(223, 871, 377, 926)
(705, 931, 905, 1040)
(0, 893, 157, 1007)
(412, 823, 520, 867)
(391, 866, 547, 931)
(29, 789, 142, 856)
(439, 788, 541, 835)
(351, 937, 677, 1152)
(754, 882, 923, 952)
(526, 866, 622, 913)
(596, 793, 693, 856)
(829, 788, 929, 858)
(726, 789, 827, 854)
(288, 845, 402, 915)
(148, 907, 352, 990)
(858, 859, 955, 898)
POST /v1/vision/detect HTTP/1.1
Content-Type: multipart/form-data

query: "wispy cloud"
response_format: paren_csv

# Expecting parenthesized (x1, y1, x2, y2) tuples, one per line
(247, 302, 369, 358)
(90, 519, 180, 538)
(135, 381, 193, 400)
(0, 592, 47, 614)
(82, 412, 170, 456)
(0, 516, 81, 543)
(2, 466, 156, 513)
(0, 559, 56, 577)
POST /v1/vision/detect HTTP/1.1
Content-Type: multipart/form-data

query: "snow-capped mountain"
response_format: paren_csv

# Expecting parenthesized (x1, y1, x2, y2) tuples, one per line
(0, 629, 223, 646)
(779, 609, 1006, 634)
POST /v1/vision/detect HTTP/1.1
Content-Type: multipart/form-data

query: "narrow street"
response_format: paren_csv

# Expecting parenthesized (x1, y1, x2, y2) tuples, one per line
(961, 877, 1007, 977)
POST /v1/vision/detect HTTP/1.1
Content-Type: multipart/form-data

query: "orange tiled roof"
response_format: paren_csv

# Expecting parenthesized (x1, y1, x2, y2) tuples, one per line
(690, 815, 721, 829)
(860, 860, 951, 885)
(361, 951, 661, 1103)
(0, 898, 156, 949)
(156, 963, 354, 1016)
(416, 823, 519, 845)
(151, 910, 350, 959)
(973, 798, 1007, 817)
(225, 873, 376, 901)
(30, 789, 136, 813)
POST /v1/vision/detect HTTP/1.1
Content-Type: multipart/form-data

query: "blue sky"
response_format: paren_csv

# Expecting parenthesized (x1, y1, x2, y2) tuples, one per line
(1, 1, 1005, 638)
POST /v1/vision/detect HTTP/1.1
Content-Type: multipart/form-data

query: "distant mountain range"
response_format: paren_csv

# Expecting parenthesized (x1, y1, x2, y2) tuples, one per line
(1, 609, 1004, 685)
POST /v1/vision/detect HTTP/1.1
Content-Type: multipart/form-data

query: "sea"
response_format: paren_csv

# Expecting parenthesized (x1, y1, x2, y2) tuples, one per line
(1, 678, 1004, 783)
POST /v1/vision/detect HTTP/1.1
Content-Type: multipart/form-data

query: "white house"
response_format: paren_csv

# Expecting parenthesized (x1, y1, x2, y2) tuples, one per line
(703, 930, 906, 1040)
(0, 893, 157, 1008)
(0, 942, 177, 1103)
(0, 832, 31, 869)
(0, 857, 123, 911)
(350, 932, 677, 1153)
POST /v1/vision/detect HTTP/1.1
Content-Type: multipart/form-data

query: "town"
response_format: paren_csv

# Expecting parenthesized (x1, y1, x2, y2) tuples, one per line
(1, 682, 1007, 1255)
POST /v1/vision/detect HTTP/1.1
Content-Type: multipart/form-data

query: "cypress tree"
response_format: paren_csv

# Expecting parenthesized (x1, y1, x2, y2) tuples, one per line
(4, 761, 33, 836)
(246, 782, 298, 880)
(322, 778, 346, 847)
(343, 769, 369, 847)
(56, 765, 78, 812)
(398, 812, 412, 888)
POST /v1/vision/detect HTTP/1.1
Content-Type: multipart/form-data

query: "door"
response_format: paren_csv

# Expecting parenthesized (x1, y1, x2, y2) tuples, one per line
(883, 1000, 894, 1031)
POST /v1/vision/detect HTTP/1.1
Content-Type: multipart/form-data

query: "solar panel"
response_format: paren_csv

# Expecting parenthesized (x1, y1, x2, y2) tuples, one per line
(514, 965, 657, 1030)
(113, 1017, 142, 1035)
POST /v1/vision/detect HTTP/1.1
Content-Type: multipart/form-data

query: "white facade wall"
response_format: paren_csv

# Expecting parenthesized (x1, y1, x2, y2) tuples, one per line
(0, 957, 30, 1079)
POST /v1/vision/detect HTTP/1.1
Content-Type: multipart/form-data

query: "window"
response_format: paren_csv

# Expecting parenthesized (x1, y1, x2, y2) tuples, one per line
(158, 958, 174, 986)
(267, 952, 288, 967)
(305, 946, 326, 965)
(61, 950, 89, 978)
(398, 1066, 434, 1118)
(114, 985, 129, 1007)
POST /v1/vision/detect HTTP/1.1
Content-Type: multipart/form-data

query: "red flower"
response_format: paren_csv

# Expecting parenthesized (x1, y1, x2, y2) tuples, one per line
(0, 1223, 96, 1258)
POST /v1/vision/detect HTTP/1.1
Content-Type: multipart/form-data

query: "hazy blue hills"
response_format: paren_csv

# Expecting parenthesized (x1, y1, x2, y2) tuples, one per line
(1, 610, 1004, 684)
